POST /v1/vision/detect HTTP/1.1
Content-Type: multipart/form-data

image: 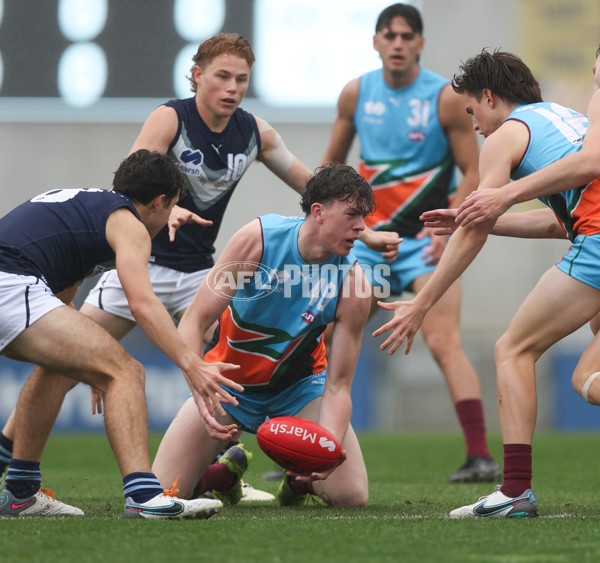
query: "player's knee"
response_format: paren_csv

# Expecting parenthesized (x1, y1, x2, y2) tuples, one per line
(124, 356, 145, 387)
(325, 478, 368, 508)
(573, 370, 600, 405)
(332, 486, 368, 508)
(494, 332, 525, 368)
(100, 354, 145, 392)
(423, 330, 456, 363)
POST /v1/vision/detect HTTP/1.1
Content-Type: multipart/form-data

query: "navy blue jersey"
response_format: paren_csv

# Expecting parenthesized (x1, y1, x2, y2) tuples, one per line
(151, 98, 262, 272)
(0, 188, 140, 293)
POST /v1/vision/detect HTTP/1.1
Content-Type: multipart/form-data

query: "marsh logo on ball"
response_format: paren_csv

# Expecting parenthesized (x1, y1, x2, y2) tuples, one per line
(256, 416, 342, 475)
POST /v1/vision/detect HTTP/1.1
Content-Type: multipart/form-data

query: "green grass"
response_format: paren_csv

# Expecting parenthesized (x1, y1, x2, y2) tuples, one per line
(2, 432, 600, 562)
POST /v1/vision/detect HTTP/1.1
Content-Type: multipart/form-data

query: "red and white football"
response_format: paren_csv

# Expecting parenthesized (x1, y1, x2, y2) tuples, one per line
(256, 416, 342, 475)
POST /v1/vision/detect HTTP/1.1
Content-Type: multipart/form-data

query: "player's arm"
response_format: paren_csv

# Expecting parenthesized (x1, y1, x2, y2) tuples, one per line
(255, 117, 312, 195)
(105, 207, 243, 414)
(129, 105, 178, 154)
(321, 78, 359, 165)
(490, 207, 566, 238)
(373, 120, 528, 355)
(422, 206, 565, 239)
(318, 264, 370, 445)
(456, 89, 600, 226)
(178, 220, 263, 439)
(178, 219, 263, 354)
(439, 84, 480, 208)
(129, 105, 212, 239)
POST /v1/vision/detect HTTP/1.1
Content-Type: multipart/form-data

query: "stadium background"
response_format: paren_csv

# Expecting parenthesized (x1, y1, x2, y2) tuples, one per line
(0, 0, 598, 433)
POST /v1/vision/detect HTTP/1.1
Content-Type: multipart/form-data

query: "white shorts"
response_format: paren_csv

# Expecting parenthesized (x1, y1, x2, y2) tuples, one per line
(0, 273, 64, 352)
(84, 263, 210, 322)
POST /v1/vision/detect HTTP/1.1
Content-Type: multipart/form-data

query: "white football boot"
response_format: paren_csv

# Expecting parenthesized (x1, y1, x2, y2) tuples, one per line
(450, 485, 538, 518)
(0, 488, 84, 517)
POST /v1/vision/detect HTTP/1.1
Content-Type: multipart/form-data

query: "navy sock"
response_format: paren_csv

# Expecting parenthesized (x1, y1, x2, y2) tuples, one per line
(123, 472, 164, 504)
(0, 432, 13, 473)
(6, 459, 41, 499)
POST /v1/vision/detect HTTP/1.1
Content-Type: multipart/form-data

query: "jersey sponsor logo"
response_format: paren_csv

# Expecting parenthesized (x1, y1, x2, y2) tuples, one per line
(364, 100, 386, 116)
(301, 310, 315, 324)
(180, 149, 204, 166)
(407, 130, 426, 142)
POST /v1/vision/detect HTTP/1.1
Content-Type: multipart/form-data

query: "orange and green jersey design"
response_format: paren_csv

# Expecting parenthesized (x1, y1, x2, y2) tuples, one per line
(359, 156, 454, 236)
(204, 214, 354, 393)
(354, 67, 456, 237)
(508, 103, 600, 241)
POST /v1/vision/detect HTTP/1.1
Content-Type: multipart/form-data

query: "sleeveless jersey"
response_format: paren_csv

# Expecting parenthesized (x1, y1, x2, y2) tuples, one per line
(354, 67, 455, 237)
(151, 98, 262, 272)
(0, 188, 139, 293)
(204, 214, 355, 393)
(508, 102, 600, 241)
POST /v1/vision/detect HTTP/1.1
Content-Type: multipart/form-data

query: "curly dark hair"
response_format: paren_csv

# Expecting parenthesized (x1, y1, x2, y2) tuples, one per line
(451, 49, 542, 104)
(113, 150, 186, 204)
(301, 164, 375, 217)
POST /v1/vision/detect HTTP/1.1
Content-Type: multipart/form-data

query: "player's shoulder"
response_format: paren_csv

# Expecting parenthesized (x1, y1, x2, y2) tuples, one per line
(336, 77, 361, 115)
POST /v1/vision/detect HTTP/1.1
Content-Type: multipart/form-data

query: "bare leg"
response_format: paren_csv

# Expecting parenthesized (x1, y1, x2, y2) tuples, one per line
(295, 398, 368, 508)
(152, 397, 236, 497)
(79, 303, 137, 340)
(7, 306, 150, 475)
(413, 276, 482, 402)
(1, 408, 16, 440)
(9, 370, 77, 460)
(2, 303, 135, 446)
(495, 268, 600, 444)
(571, 329, 600, 405)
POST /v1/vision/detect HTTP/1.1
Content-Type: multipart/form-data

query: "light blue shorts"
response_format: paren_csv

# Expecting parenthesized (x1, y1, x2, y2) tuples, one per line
(221, 371, 326, 434)
(556, 234, 600, 290)
(351, 236, 436, 295)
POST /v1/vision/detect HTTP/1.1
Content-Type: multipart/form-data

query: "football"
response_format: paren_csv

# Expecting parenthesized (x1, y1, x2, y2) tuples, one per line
(256, 416, 342, 475)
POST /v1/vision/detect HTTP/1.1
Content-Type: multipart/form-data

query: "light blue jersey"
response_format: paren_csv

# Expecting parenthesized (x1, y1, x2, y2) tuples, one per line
(205, 214, 356, 393)
(507, 102, 600, 240)
(354, 67, 455, 237)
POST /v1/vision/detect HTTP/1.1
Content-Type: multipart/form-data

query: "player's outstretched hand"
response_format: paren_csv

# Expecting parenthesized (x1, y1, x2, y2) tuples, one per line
(420, 208, 459, 236)
(168, 204, 213, 241)
(361, 229, 402, 262)
(288, 450, 348, 483)
(372, 299, 426, 355)
(196, 396, 240, 441)
(456, 188, 511, 226)
(186, 359, 242, 418)
(415, 225, 446, 265)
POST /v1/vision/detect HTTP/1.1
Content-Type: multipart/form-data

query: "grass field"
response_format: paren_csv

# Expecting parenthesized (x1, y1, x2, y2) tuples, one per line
(2, 431, 600, 562)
